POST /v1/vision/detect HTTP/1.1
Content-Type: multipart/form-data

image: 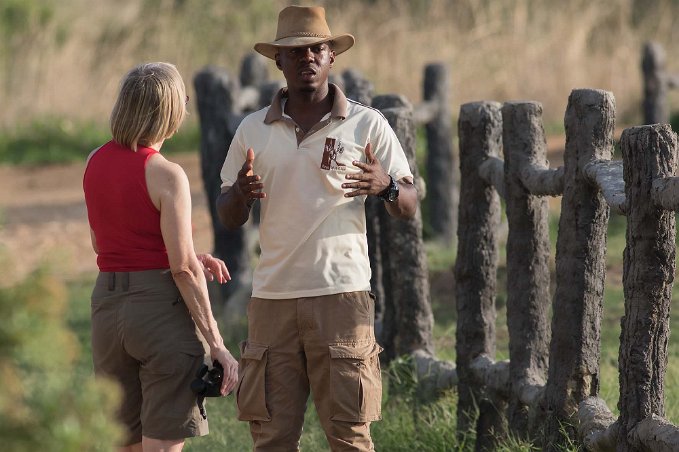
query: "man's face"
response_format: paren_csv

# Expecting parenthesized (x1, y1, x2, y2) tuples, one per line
(275, 42, 335, 93)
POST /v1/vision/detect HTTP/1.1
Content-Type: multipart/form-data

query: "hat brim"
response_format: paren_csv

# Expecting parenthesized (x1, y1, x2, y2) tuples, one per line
(254, 34, 354, 60)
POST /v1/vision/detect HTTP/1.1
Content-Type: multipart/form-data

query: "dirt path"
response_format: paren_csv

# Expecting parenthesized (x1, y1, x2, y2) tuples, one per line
(0, 153, 213, 286)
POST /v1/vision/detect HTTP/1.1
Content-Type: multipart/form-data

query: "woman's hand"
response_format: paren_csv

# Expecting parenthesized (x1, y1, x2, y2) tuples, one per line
(211, 346, 239, 396)
(197, 253, 231, 284)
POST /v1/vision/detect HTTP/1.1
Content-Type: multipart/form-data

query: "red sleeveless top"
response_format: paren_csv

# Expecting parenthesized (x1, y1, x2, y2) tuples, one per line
(83, 140, 169, 271)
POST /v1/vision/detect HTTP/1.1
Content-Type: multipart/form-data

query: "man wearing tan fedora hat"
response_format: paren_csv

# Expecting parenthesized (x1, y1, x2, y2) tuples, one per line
(217, 5, 417, 451)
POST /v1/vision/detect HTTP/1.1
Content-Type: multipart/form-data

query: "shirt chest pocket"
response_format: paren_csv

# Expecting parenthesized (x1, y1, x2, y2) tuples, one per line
(315, 137, 365, 194)
(318, 136, 365, 172)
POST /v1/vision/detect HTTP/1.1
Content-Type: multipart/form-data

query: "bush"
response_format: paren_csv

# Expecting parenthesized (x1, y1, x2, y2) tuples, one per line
(0, 268, 122, 451)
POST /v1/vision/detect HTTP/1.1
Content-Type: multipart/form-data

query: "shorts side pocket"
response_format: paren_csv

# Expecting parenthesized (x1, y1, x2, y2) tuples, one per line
(236, 340, 271, 421)
(329, 341, 383, 422)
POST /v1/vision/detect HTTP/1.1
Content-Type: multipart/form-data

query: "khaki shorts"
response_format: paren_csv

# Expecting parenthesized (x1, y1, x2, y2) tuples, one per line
(91, 270, 208, 445)
(236, 291, 382, 452)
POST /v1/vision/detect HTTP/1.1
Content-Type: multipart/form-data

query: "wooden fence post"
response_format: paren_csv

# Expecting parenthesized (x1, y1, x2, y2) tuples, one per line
(239, 52, 269, 88)
(642, 42, 669, 125)
(340, 70, 389, 341)
(541, 89, 615, 449)
(502, 101, 552, 437)
(193, 66, 250, 303)
(343, 68, 374, 105)
(618, 124, 677, 451)
(372, 94, 434, 361)
(455, 101, 503, 448)
(423, 63, 457, 245)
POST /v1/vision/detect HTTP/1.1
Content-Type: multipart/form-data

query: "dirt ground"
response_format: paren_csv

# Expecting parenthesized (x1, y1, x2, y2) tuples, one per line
(0, 153, 213, 287)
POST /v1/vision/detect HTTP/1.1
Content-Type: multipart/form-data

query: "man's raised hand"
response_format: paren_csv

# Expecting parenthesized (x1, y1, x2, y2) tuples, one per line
(235, 148, 266, 206)
(342, 142, 391, 198)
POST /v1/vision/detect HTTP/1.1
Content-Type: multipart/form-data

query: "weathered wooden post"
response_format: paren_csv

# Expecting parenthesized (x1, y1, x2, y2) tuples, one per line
(540, 89, 615, 449)
(342, 68, 374, 105)
(340, 69, 389, 340)
(423, 63, 457, 245)
(372, 94, 434, 361)
(193, 67, 250, 302)
(618, 124, 677, 451)
(455, 101, 503, 447)
(642, 42, 669, 125)
(239, 52, 269, 88)
(502, 102, 552, 437)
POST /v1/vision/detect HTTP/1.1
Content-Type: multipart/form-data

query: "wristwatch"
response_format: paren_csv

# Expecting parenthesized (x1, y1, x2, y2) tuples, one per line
(378, 175, 399, 202)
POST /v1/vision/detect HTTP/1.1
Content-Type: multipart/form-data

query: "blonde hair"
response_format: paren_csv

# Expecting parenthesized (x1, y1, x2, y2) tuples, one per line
(110, 62, 186, 151)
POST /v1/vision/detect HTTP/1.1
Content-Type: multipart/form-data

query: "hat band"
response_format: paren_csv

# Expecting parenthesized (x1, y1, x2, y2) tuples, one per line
(276, 32, 332, 41)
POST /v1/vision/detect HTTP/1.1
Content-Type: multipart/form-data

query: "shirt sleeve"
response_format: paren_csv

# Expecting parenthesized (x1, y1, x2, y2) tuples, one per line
(220, 125, 247, 189)
(371, 114, 414, 182)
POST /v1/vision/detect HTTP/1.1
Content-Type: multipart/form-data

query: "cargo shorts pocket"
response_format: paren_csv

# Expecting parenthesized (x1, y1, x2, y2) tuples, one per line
(235, 340, 271, 421)
(329, 341, 383, 422)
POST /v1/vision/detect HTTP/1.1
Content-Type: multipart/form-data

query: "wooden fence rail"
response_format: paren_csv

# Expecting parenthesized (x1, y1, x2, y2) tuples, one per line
(577, 123, 679, 452)
(456, 87, 679, 451)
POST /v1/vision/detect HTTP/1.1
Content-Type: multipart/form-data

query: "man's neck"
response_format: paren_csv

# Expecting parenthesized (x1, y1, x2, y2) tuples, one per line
(285, 83, 333, 131)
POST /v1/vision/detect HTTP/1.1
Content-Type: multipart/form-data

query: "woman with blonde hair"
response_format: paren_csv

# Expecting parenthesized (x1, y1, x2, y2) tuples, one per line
(83, 62, 238, 452)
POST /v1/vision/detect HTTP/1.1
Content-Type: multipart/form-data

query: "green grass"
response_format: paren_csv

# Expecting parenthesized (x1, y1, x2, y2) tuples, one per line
(0, 118, 200, 165)
(67, 258, 569, 450)
(18, 264, 538, 452)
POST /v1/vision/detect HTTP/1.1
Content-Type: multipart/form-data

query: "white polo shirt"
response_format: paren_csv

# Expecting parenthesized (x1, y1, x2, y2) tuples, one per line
(220, 85, 413, 299)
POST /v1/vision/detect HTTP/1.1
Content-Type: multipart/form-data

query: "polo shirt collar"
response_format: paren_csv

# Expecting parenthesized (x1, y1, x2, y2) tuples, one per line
(264, 83, 348, 124)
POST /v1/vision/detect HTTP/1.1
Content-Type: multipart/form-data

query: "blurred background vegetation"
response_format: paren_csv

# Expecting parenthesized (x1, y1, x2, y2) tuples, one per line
(0, 269, 122, 451)
(2, 0, 679, 163)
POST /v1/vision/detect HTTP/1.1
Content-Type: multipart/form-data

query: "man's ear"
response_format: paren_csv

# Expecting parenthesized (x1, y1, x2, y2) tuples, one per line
(275, 54, 282, 70)
(329, 51, 336, 68)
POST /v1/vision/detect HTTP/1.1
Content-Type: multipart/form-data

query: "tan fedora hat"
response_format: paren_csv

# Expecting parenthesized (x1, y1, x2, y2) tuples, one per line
(254, 5, 354, 60)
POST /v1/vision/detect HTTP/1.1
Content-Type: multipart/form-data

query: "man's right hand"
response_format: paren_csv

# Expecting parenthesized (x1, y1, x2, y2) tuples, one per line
(234, 148, 266, 207)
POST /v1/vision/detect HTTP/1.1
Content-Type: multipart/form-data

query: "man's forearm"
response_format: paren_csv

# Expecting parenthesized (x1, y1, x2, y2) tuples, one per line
(216, 188, 250, 230)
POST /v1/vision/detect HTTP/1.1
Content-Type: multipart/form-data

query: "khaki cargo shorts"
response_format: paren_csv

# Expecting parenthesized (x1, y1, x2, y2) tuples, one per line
(91, 270, 208, 445)
(236, 291, 382, 451)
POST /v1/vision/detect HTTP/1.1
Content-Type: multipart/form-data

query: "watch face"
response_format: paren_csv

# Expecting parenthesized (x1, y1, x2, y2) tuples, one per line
(387, 179, 399, 202)
(379, 176, 399, 202)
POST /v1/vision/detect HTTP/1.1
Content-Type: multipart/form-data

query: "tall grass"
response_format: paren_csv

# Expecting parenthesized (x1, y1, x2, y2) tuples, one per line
(2, 0, 679, 131)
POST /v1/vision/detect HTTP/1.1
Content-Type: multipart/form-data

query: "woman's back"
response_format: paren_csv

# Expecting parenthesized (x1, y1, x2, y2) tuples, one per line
(84, 140, 169, 272)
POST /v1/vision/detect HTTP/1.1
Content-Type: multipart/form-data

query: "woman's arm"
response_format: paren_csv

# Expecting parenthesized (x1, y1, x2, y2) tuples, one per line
(146, 155, 238, 395)
(89, 228, 98, 253)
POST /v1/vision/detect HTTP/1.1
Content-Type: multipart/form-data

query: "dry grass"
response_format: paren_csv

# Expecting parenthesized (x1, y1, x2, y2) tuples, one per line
(2, 0, 679, 130)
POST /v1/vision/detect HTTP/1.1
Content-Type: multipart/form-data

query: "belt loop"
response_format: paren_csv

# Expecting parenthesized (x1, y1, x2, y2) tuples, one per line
(107, 273, 115, 291)
(122, 272, 130, 292)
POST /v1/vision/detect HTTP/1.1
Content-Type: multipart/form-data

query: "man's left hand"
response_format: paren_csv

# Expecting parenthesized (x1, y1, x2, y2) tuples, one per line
(197, 253, 231, 284)
(342, 142, 390, 198)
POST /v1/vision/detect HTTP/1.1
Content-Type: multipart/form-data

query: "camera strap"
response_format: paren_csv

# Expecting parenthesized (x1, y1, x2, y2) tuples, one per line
(196, 395, 207, 420)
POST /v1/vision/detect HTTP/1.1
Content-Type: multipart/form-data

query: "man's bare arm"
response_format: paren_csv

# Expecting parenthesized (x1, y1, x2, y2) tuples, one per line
(216, 147, 266, 230)
(384, 178, 417, 219)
